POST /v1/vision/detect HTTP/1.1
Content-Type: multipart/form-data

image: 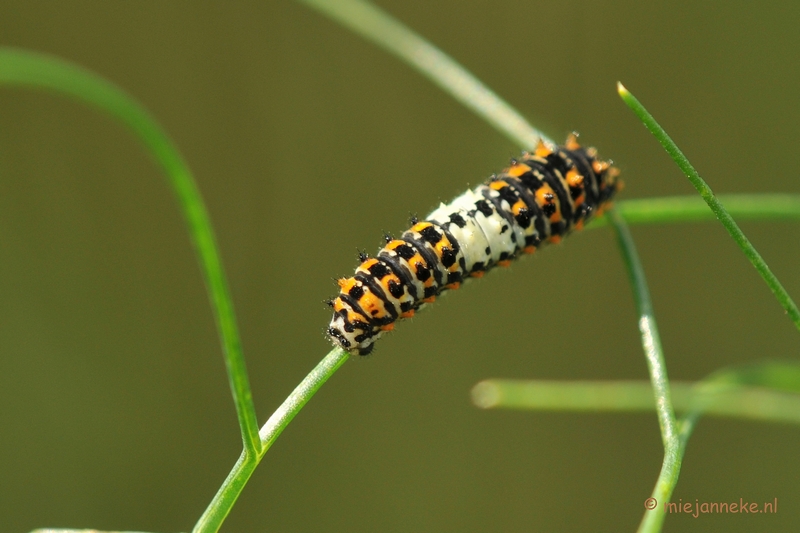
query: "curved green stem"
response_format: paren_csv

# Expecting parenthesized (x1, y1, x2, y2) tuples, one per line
(0, 47, 261, 455)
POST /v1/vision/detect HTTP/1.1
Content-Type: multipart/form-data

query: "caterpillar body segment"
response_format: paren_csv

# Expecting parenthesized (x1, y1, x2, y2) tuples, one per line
(328, 136, 621, 355)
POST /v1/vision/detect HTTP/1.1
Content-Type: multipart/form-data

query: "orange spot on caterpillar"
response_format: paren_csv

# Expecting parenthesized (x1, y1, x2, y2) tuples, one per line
(411, 221, 433, 233)
(497, 260, 512, 267)
(359, 258, 380, 270)
(512, 200, 527, 215)
(400, 310, 415, 318)
(592, 160, 610, 175)
(534, 139, 552, 158)
(345, 283, 389, 319)
(446, 282, 461, 290)
(523, 245, 536, 254)
(423, 296, 436, 303)
(335, 300, 368, 324)
(536, 185, 562, 223)
(549, 235, 562, 244)
(380, 323, 394, 332)
(565, 132, 580, 150)
(470, 271, 485, 278)
(507, 163, 532, 177)
(566, 168, 584, 188)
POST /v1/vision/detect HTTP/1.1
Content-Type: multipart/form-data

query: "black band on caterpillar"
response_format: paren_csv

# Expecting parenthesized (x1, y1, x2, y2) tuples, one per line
(328, 135, 622, 355)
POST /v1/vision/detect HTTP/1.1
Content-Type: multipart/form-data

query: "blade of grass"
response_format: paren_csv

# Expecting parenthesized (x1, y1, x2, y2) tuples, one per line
(297, 0, 552, 149)
(0, 47, 261, 455)
(618, 82, 800, 332)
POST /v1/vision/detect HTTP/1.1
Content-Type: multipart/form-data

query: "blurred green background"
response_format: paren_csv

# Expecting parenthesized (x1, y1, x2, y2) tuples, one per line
(1, 1, 799, 532)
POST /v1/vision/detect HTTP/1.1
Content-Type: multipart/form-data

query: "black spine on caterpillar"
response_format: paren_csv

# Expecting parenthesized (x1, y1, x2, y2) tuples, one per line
(327, 135, 621, 355)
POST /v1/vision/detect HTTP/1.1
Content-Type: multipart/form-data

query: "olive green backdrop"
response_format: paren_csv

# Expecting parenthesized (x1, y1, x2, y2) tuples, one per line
(1, 1, 798, 532)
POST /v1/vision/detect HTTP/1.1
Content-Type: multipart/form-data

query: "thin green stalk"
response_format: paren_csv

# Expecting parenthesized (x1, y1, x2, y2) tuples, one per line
(608, 209, 677, 447)
(618, 83, 800, 332)
(590, 193, 800, 229)
(474, 360, 800, 529)
(472, 378, 800, 424)
(634, 358, 800, 533)
(192, 347, 349, 533)
(297, 0, 551, 149)
(257, 347, 349, 449)
(0, 47, 261, 455)
(607, 208, 682, 532)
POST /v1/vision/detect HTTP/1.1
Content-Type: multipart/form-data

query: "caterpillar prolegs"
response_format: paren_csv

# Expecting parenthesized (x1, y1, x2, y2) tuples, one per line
(327, 135, 621, 355)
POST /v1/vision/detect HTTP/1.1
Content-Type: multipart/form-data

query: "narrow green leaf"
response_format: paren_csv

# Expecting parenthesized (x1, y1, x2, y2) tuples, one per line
(298, 0, 550, 149)
(618, 82, 800, 332)
(0, 47, 261, 454)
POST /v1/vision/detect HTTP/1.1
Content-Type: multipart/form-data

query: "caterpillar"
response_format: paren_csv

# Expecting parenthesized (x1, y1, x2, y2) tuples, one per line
(327, 134, 621, 355)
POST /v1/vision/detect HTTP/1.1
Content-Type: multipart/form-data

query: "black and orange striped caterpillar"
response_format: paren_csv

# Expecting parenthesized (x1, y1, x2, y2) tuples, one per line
(327, 134, 621, 355)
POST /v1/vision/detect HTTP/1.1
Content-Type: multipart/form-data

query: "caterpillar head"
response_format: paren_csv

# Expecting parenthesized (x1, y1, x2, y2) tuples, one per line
(327, 294, 381, 355)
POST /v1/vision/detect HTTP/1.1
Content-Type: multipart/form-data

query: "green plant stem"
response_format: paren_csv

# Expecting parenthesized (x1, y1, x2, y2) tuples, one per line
(297, 0, 551, 149)
(472, 378, 800, 424)
(590, 194, 800, 228)
(257, 347, 349, 448)
(606, 208, 682, 532)
(608, 210, 677, 447)
(192, 347, 349, 533)
(0, 47, 261, 455)
(473, 358, 800, 532)
(618, 83, 800, 332)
